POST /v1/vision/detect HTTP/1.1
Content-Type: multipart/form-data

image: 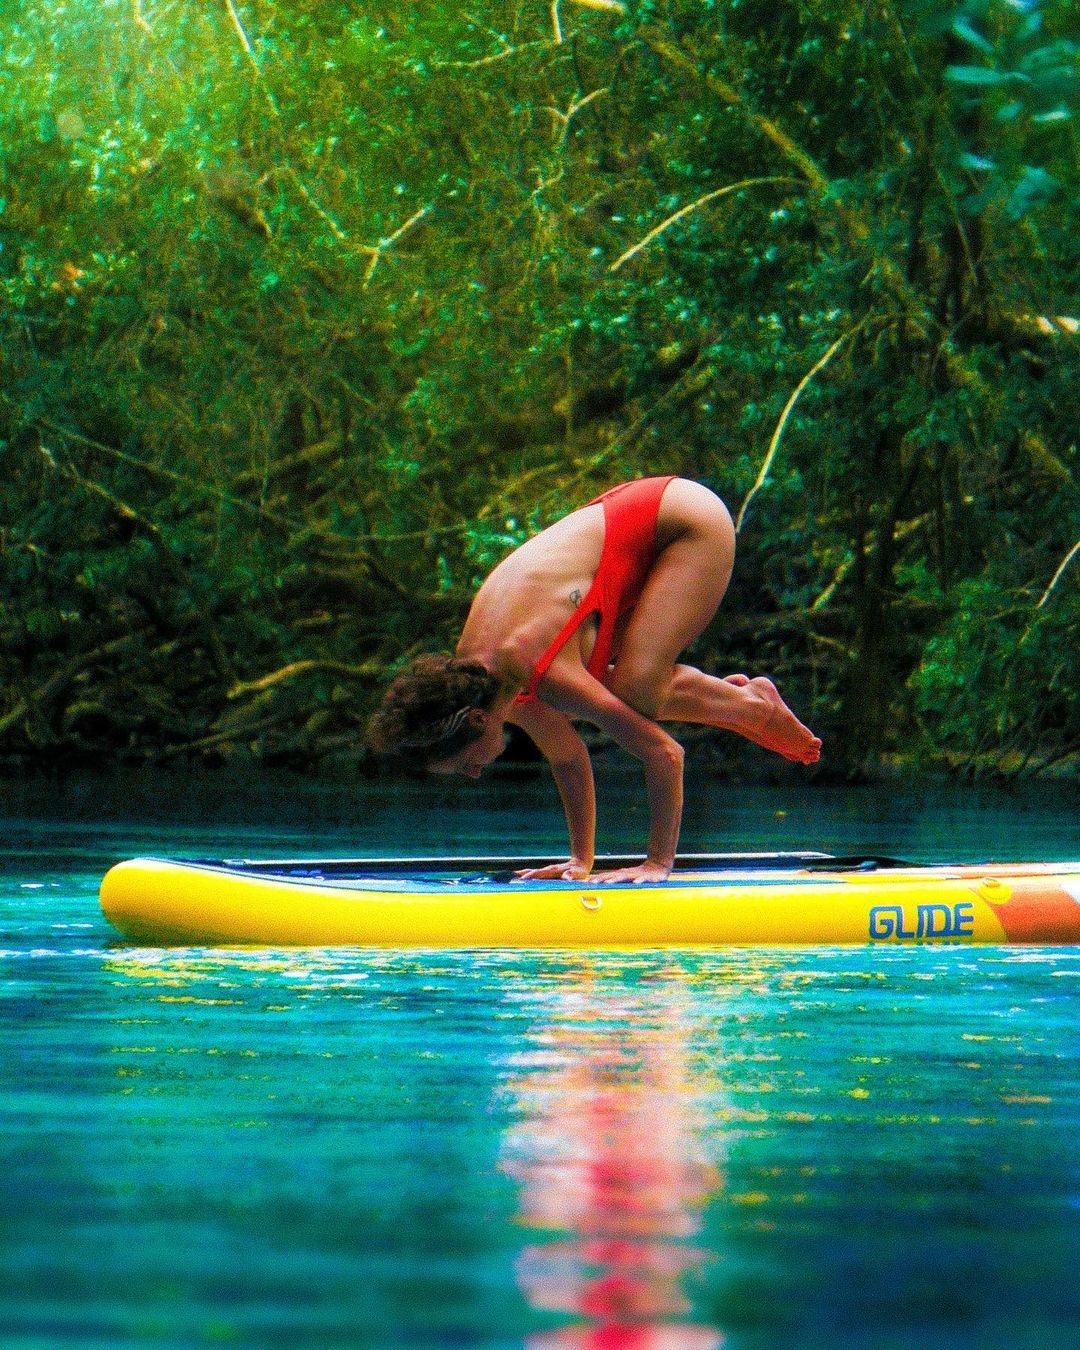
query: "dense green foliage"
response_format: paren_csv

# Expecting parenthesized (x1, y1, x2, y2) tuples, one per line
(2, 0, 1077, 776)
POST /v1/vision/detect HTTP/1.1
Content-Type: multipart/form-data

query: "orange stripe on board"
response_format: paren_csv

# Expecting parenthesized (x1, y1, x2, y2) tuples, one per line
(977, 877, 1080, 943)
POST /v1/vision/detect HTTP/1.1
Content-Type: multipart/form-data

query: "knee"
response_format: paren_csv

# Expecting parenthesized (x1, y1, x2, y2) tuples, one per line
(607, 662, 668, 718)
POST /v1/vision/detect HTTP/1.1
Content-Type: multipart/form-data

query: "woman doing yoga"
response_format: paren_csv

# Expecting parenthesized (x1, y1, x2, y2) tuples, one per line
(368, 477, 821, 885)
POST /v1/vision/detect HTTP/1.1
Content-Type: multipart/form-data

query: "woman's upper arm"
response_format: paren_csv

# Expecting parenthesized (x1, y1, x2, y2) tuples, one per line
(507, 698, 588, 766)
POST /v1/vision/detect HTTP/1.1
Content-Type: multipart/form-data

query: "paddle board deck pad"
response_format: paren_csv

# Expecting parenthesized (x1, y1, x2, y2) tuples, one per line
(98, 853, 1080, 947)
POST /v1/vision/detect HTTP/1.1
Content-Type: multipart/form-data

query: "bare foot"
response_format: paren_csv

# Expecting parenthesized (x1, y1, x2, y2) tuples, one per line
(723, 673, 750, 686)
(727, 677, 822, 764)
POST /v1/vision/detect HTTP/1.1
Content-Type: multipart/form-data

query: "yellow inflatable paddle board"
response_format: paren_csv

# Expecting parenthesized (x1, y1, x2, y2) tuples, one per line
(99, 852, 1080, 947)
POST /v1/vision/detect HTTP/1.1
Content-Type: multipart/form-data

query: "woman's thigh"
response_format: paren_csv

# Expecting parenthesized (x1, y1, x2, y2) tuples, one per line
(612, 483, 735, 686)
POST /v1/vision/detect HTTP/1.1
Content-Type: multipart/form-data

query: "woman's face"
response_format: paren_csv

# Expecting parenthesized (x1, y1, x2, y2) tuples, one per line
(428, 714, 508, 779)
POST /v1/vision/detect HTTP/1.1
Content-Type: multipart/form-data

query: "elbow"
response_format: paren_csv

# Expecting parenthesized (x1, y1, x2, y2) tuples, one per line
(650, 737, 684, 774)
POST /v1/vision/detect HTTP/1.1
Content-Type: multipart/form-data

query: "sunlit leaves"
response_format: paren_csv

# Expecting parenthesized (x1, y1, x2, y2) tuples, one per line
(943, 0, 1076, 219)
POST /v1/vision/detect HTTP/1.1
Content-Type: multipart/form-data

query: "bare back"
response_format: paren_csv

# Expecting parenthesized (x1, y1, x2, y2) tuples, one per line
(456, 501, 607, 677)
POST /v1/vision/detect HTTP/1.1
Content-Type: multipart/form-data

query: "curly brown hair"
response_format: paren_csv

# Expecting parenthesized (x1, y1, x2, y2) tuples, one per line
(367, 653, 500, 763)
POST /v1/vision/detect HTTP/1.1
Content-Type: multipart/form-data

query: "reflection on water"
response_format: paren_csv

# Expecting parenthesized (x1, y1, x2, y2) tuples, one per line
(4, 935, 1080, 1347)
(503, 963, 722, 1349)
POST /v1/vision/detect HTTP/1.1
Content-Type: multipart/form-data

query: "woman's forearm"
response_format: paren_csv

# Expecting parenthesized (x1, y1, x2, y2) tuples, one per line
(535, 669, 685, 880)
(643, 739, 684, 869)
(549, 752, 596, 867)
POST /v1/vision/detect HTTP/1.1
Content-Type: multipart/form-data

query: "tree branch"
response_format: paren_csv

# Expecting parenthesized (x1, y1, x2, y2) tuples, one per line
(1036, 539, 1080, 611)
(360, 200, 436, 288)
(736, 322, 866, 532)
(566, 0, 626, 14)
(0, 634, 143, 740)
(228, 660, 381, 700)
(610, 177, 797, 273)
(642, 31, 830, 194)
(222, 0, 281, 118)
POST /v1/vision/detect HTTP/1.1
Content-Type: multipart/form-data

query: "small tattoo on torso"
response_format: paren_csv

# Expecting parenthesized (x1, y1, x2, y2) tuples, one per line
(570, 589, 582, 606)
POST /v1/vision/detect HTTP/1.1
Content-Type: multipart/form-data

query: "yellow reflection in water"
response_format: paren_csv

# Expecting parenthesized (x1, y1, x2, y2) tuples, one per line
(502, 959, 725, 1350)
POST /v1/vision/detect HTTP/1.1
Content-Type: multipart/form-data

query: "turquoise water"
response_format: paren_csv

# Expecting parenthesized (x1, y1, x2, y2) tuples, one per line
(2, 771, 1079, 1347)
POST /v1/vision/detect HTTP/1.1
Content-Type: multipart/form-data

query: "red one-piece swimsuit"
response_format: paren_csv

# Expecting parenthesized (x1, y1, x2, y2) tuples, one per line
(515, 476, 677, 705)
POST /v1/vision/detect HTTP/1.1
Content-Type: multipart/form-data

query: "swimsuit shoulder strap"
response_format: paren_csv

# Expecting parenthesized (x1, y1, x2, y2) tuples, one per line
(516, 577, 602, 703)
(514, 476, 676, 705)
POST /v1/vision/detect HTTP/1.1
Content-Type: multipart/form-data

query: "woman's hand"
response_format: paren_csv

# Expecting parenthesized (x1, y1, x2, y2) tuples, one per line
(514, 858, 592, 882)
(589, 860, 672, 886)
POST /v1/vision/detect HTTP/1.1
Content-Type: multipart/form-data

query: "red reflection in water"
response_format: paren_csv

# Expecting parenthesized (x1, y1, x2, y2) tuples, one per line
(504, 971, 724, 1349)
(528, 1324, 722, 1349)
